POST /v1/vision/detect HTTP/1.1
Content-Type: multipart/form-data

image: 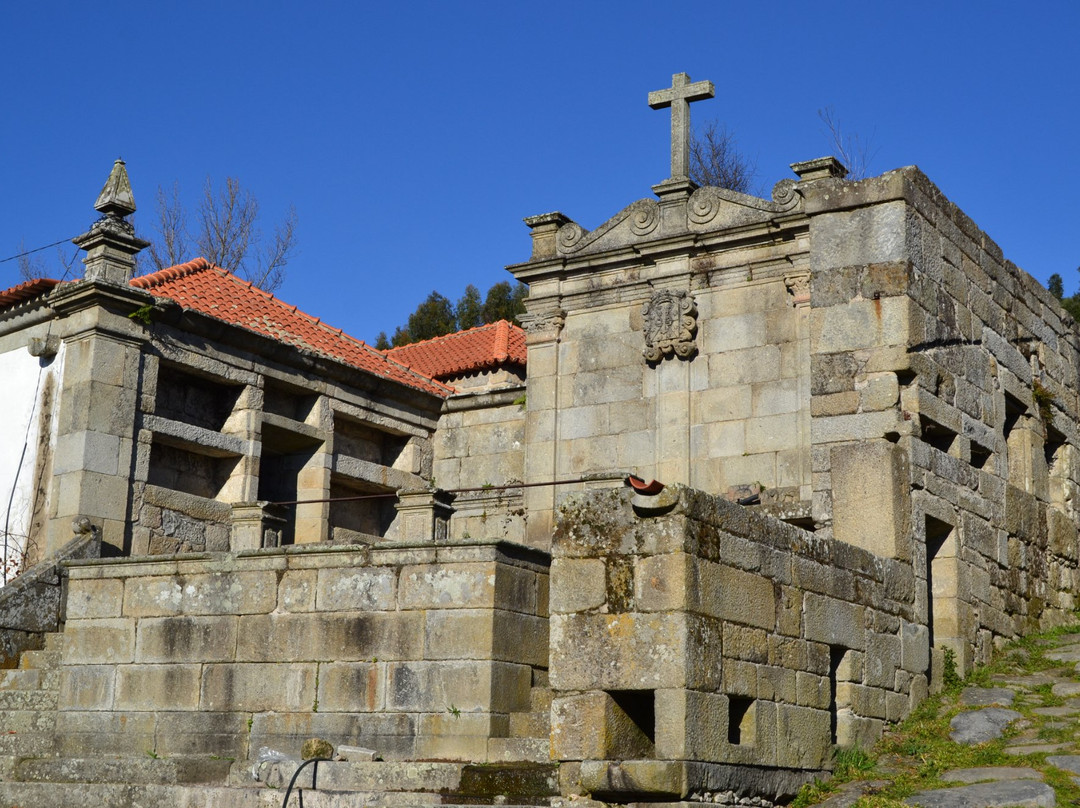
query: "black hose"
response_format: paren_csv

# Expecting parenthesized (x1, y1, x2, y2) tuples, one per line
(281, 757, 334, 808)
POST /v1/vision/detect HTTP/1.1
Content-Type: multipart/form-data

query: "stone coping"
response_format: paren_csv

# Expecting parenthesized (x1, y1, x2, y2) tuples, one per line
(62, 538, 550, 578)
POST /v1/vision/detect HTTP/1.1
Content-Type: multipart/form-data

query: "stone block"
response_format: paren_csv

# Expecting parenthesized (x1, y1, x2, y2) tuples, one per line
(316, 661, 385, 712)
(550, 558, 606, 613)
(708, 346, 782, 386)
(635, 554, 691, 612)
(66, 578, 124, 619)
(236, 611, 424, 662)
(695, 560, 776, 629)
(181, 570, 279, 614)
(135, 615, 238, 663)
(864, 634, 900, 688)
(250, 711, 417, 761)
(494, 563, 541, 614)
(62, 618, 135, 664)
(831, 441, 912, 560)
(550, 613, 689, 690)
(745, 414, 799, 454)
(901, 620, 929, 674)
(200, 662, 317, 712)
(493, 611, 548, 667)
(654, 688, 727, 762)
(752, 378, 801, 418)
(580, 760, 685, 799)
(386, 660, 530, 713)
(802, 593, 866, 651)
(58, 665, 115, 711)
(812, 203, 907, 271)
(115, 664, 201, 710)
(418, 710, 508, 739)
(702, 312, 767, 354)
(775, 704, 830, 769)
(54, 710, 157, 757)
(279, 569, 317, 612)
(317, 566, 397, 611)
(154, 711, 251, 758)
(551, 691, 653, 761)
(399, 562, 496, 609)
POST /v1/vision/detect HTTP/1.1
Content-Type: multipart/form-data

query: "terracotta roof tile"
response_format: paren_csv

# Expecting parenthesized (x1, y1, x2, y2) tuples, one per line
(0, 277, 60, 309)
(386, 320, 527, 381)
(132, 258, 452, 397)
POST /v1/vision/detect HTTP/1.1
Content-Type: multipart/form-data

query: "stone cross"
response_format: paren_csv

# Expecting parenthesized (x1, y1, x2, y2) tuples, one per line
(648, 72, 715, 180)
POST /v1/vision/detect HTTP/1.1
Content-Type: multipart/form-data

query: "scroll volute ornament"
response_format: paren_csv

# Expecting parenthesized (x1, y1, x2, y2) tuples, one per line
(642, 290, 697, 362)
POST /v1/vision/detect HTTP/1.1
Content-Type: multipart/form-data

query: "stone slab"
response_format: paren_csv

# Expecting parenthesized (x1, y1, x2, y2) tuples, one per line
(958, 687, 1014, 707)
(941, 767, 1042, 783)
(904, 780, 1054, 807)
(948, 708, 1021, 744)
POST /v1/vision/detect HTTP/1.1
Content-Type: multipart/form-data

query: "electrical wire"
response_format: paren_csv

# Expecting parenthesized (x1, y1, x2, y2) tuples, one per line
(0, 238, 75, 266)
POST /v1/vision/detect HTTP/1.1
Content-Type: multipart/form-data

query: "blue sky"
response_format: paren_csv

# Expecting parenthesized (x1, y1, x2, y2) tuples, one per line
(2, 1, 1078, 343)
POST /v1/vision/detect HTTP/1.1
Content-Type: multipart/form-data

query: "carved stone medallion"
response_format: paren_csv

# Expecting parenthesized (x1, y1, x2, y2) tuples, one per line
(642, 290, 697, 362)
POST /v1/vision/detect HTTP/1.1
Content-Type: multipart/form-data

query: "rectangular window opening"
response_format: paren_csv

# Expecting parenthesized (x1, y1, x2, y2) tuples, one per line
(919, 415, 957, 454)
(608, 689, 655, 745)
(829, 646, 849, 745)
(727, 695, 756, 746)
(970, 442, 992, 470)
(1045, 425, 1067, 475)
(925, 515, 955, 651)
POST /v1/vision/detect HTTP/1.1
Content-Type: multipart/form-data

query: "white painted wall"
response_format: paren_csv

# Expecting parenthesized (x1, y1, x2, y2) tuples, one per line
(0, 342, 64, 583)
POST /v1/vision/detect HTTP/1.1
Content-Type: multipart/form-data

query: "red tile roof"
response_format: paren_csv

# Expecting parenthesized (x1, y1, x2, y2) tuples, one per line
(0, 277, 59, 309)
(386, 320, 527, 381)
(131, 258, 453, 397)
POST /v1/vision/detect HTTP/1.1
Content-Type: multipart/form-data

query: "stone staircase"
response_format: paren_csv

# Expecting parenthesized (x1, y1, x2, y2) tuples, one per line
(0, 631, 61, 761)
(492, 674, 552, 763)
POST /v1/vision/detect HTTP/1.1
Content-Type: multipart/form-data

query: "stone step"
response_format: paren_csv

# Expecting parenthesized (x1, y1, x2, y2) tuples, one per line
(15, 755, 233, 785)
(0, 781, 550, 808)
(0, 708, 57, 734)
(0, 688, 59, 710)
(19, 648, 62, 671)
(244, 759, 558, 801)
(44, 632, 65, 652)
(529, 686, 552, 712)
(0, 731, 55, 756)
(509, 709, 550, 739)
(0, 668, 42, 690)
(487, 737, 551, 763)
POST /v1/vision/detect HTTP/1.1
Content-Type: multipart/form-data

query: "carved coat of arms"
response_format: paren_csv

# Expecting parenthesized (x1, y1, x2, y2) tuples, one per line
(642, 290, 697, 362)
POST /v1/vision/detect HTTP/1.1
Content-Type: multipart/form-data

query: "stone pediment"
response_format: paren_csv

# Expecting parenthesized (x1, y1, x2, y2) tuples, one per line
(553, 179, 802, 257)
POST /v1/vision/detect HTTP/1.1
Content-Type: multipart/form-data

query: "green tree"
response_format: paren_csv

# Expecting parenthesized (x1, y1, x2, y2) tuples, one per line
(456, 285, 484, 330)
(1048, 273, 1064, 299)
(382, 281, 528, 348)
(392, 291, 456, 346)
(481, 281, 528, 324)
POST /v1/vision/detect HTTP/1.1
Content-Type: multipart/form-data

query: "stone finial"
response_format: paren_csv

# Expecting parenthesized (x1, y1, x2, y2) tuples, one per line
(94, 158, 137, 217)
(648, 72, 715, 181)
(790, 156, 849, 181)
(524, 212, 573, 260)
(72, 159, 150, 285)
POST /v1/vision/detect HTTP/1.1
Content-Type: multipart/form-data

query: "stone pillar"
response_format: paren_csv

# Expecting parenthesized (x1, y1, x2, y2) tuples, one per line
(519, 303, 564, 550)
(230, 502, 287, 551)
(44, 161, 152, 556)
(394, 489, 454, 543)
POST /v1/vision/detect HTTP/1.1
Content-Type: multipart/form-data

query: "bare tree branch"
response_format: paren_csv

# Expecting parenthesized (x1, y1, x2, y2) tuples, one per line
(818, 106, 878, 181)
(250, 205, 297, 293)
(146, 177, 296, 292)
(688, 121, 758, 194)
(148, 182, 189, 272)
(16, 239, 48, 282)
